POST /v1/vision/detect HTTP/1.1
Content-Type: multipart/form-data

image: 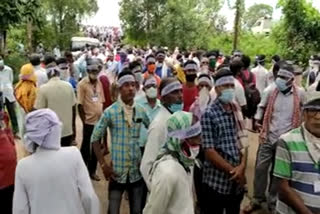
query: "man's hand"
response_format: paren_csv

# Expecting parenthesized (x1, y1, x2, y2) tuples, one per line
(230, 165, 246, 186)
(101, 163, 116, 180)
(254, 121, 262, 132)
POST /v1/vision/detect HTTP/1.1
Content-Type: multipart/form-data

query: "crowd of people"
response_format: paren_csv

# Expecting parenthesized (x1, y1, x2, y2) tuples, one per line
(1, 43, 320, 214)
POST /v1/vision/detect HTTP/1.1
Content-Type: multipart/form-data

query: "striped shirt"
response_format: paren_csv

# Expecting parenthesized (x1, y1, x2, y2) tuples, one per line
(91, 101, 150, 184)
(274, 127, 320, 214)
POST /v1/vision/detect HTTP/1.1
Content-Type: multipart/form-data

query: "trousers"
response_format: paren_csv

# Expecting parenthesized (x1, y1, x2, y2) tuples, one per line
(80, 124, 97, 176)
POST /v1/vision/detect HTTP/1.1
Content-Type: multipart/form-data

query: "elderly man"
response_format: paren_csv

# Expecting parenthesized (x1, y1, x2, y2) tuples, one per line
(0, 59, 19, 137)
(13, 109, 99, 214)
(273, 90, 320, 214)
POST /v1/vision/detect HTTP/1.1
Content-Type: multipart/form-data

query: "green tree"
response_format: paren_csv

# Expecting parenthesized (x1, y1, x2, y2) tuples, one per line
(0, 0, 23, 53)
(243, 4, 273, 29)
(273, 0, 320, 64)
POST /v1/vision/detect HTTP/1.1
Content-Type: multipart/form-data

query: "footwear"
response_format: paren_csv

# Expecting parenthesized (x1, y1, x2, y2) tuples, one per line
(14, 133, 21, 140)
(90, 174, 101, 181)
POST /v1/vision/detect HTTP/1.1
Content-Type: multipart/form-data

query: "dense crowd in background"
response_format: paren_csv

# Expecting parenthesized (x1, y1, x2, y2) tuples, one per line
(1, 25, 320, 214)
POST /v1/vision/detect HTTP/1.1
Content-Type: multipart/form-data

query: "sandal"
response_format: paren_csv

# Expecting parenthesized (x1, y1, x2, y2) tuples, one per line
(242, 203, 262, 214)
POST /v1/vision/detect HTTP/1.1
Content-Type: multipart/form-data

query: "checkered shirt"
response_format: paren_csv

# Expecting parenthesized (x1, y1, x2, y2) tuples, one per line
(200, 99, 243, 195)
(91, 101, 150, 184)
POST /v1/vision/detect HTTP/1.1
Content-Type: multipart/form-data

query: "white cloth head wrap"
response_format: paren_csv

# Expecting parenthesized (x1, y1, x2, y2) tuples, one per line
(214, 76, 234, 87)
(147, 57, 156, 64)
(184, 63, 199, 71)
(24, 109, 62, 153)
(144, 77, 157, 87)
(117, 74, 136, 87)
(161, 81, 182, 97)
(278, 69, 295, 79)
(167, 121, 201, 139)
(198, 76, 213, 87)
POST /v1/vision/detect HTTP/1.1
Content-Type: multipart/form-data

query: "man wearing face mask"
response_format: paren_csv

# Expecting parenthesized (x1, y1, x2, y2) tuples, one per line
(200, 57, 210, 74)
(244, 61, 305, 213)
(306, 55, 320, 88)
(116, 50, 129, 75)
(140, 77, 183, 188)
(155, 50, 172, 78)
(143, 54, 161, 86)
(201, 68, 248, 214)
(207, 51, 218, 77)
(143, 111, 201, 214)
(183, 60, 199, 111)
(77, 59, 105, 181)
(56, 57, 77, 91)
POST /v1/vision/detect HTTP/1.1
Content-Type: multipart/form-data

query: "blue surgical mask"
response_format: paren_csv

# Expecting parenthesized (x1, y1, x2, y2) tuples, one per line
(275, 77, 289, 91)
(168, 103, 183, 113)
(219, 88, 235, 104)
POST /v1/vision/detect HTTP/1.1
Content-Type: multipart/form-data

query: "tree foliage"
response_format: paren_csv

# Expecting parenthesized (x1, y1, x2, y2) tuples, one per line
(273, 0, 320, 64)
(243, 4, 273, 29)
(120, 0, 224, 49)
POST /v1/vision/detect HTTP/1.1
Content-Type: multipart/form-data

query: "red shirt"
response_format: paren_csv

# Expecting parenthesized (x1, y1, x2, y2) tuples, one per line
(183, 85, 198, 111)
(0, 113, 16, 188)
(99, 75, 112, 110)
(236, 69, 256, 88)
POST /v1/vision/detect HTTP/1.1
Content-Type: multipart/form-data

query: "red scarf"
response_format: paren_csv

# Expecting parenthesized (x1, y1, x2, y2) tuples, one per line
(259, 86, 301, 143)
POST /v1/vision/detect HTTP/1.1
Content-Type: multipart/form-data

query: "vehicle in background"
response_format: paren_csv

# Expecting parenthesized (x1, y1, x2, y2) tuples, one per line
(251, 16, 272, 36)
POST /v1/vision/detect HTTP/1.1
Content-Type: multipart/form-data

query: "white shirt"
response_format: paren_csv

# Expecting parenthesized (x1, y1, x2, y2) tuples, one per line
(252, 65, 269, 95)
(143, 156, 194, 214)
(13, 147, 99, 214)
(0, 65, 15, 102)
(33, 65, 48, 87)
(140, 106, 171, 188)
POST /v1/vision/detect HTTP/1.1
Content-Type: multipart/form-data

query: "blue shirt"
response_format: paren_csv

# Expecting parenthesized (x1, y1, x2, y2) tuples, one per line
(201, 99, 242, 195)
(155, 66, 172, 78)
(136, 96, 162, 147)
(91, 101, 150, 183)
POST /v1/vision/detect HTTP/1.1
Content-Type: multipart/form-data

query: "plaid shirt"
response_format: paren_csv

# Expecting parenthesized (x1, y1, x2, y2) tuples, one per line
(201, 99, 242, 195)
(91, 101, 150, 184)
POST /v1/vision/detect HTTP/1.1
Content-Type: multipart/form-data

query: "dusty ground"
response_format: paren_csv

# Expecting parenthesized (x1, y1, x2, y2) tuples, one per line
(15, 116, 270, 214)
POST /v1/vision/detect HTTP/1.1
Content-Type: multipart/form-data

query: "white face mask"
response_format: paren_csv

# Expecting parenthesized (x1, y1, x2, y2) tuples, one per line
(199, 87, 210, 110)
(145, 87, 157, 98)
(157, 62, 163, 68)
(188, 145, 200, 159)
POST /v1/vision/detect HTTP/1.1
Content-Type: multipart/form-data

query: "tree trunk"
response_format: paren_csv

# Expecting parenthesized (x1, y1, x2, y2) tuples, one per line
(27, 17, 33, 54)
(233, 0, 242, 51)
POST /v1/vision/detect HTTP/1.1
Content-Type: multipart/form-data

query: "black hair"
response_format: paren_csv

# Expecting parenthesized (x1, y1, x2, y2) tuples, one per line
(44, 54, 56, 66)
(29, 54, 41, 66)
(129, 61, 142, 70)
(206, 50, 218, 58)
(156, 49, 165, 56)
(56, 57, 68, 65)
(214, 68, 233, 82)
(198, 73, 211, 80)
(230, 59, 244, 76)
(241, 55, 251, 69)
(117, 68, 135, 80)
(183, 60, 197, 67)
(146, 54, 156, 61)
(279, 61, 294, 73)
(256, 54, 266, 66)
(159, 77, 178, 95)
(272, 55, 281, 63)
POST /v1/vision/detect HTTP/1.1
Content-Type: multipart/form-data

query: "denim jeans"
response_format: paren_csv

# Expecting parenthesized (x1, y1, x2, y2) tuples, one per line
(108, 178, 144, 214)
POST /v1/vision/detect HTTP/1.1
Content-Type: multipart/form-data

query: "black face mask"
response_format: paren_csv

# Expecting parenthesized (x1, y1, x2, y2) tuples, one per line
(186, 74, 197, 82)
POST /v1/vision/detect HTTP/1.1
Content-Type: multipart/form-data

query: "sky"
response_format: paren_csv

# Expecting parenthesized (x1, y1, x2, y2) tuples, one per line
(83, 0, 320, 29)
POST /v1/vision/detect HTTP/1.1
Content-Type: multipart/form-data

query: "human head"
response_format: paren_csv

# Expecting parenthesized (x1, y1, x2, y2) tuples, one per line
(86, 58, 101, 82)
(303, 91, 320, 137)
(143, 76, 158, 99)
(214, 68, 235, 104)
(232, 50, 243, 60)
(241, 55, 251, 70)
(230, 59, 244, 77)
(255, 54, 266, 66)
(184, 60, 198, 83)
(129, 60, 143, 89)
(275, 61, 295, 92)
(159, 77, 183, 112)
(207, 51, 218, 73)
(19, 63, 36, 83)
(271, 55, 281, 65)
(56, 57, 69, 81)
(146, 54, 156, 74)
(44, 54, 56, 68)
(117, 69, 136, 103)
(156, 50, 166, 64)
(119, 50, 127, 63)
(64, 51, 74, 63)
(311, 55, 320, 70)
(163, 111, 201, 168)
(24, 109, 62, 153)
(197, 74, 213, 92)
(201, 57, 209, 67)
(29, 54, 41, 66)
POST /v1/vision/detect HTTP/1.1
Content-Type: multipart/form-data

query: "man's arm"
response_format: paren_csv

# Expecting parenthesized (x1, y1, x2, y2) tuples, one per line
(278, 179, 313, 214)
(205, 148, 234, 173)
(72, 105, 76, 138)
(78, 104, 86, 124)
